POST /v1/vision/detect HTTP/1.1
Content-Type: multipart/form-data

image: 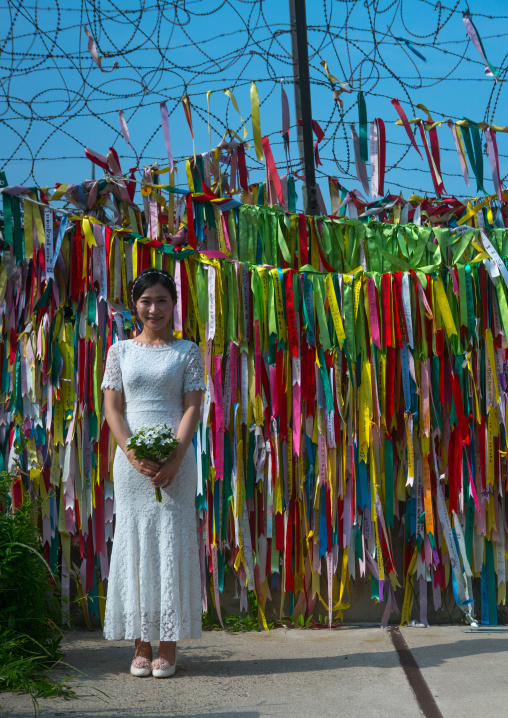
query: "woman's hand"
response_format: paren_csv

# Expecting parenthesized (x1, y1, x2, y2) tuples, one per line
(125, 448, 160, 478)
(151, 451, 183, 490)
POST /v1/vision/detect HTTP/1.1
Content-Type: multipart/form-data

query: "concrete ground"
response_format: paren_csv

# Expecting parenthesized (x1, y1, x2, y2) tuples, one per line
(1, 625, 507, 718)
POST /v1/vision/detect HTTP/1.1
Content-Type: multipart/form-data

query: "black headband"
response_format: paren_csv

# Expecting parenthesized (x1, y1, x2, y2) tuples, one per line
(131, 270, 176, 305)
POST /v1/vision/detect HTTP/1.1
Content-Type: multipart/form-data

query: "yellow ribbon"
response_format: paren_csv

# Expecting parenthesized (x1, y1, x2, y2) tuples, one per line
(182, 94, 196, 162)
(224, 89, 247, 139)
(455, 124, 468, 171)
(250, 81, 263, 161)
(218, 128, 252, 149)
(433, 276, 457, 337)
(49, 184, 69, 202)
(396, 116, 508, 133)
(320, 59, 349, 87)
(186, 159, 195, 193)
(325, 274, 346, 348)
(82, 218, 97, 249)
(457, 195, 493, 226)
(206, 90, 212, 151)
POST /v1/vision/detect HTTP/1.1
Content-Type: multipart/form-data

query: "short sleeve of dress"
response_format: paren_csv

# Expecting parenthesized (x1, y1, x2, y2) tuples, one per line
(183, 343, 205, 394)
(101, 342, 123, 392)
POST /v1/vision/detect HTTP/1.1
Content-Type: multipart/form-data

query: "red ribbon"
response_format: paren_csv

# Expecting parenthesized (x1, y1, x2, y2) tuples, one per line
(285, 271, 298, 357)
(85, 148, 110, 173)
(313, 219, 335, 273)
(393, 272, 409, 345)
(186, 193, 196, 249)
(391, 99, 423, 160)
(237, 144, 249, 192)
(417, 122, 445, 197)
(297, 119, 325, 167)
(451, 374, 470, 445)
(376, 118, 386, 197)
(182, 95, 194, 138)
(381, 273, 392, 347)
(298, 213, 309, 266)
(261, 136, 284, 206)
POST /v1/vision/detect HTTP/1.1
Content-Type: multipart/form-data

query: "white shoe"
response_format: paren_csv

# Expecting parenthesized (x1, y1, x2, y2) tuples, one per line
(151, 655, 177, 678)
(130, 656, 152, 677)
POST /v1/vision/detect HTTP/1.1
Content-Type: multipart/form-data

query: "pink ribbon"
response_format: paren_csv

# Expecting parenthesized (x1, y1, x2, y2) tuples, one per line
(485, 127, 504, 203)
(417, 118, 445, 196)
(332, 86, 352, 109)
(106, 147, 132, 205)
(280, 79, 290, 141)
(159, 102, 174, 172)
(462, 12, 499, 78)
(292, 382, 301, 457)
(415, 274, 433, 318)
(214, 355, 224, 480)
(367, 277, 381, 349)
(447, 120, 469, 187)
(262, 136, 284, 206)
(391, 98, 422, 160)
(118, 110, 134, 152)
(84, 148, 109, 173)
(83, 25, 118, 73)
(315, 183, 328, 215)
(200, 249, 230, 259)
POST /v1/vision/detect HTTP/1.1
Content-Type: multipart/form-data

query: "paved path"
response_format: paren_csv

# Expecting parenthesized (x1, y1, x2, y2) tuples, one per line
(1, 625, 507, 718)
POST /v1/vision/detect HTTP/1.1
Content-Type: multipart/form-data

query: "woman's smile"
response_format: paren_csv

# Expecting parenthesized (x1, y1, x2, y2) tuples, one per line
(135, 283, 175, 333)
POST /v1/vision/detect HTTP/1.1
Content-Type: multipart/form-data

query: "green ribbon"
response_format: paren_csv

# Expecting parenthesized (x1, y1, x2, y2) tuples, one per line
(1, 171, 12, 247)
(462, 118, 485, 194)
(311, 275, 331, 351)
(318, 346, 334, 413)
(33, 279, 53, 313)
(358, 91, 368, 164)
(287, 174, 297, 213)
(343, 281, 355, 358)
(465, 264, 476, 338)
(457, 265, 468, 330)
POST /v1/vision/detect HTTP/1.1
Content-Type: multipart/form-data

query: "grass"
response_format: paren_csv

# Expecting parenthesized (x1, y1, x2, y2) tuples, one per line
(202, 589, 277, 632)
(0, 469, 76, 712)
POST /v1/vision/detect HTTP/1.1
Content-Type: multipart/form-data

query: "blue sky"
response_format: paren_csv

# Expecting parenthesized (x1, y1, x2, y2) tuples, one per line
(1, 0, 508, 211)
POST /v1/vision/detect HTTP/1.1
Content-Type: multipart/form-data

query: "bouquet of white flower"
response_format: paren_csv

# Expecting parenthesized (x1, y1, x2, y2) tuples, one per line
(125, 424, 180, 502)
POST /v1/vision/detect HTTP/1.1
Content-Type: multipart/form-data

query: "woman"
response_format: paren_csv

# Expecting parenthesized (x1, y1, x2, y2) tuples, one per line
(101, 268, 205, 678)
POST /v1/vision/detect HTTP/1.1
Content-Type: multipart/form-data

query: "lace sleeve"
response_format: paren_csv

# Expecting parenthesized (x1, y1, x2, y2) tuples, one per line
(101, 342, 123, 392)
(183, 342, 205, 393)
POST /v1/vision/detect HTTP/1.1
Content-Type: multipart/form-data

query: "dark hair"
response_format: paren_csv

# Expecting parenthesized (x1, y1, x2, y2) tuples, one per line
(131, 268, 178, 307)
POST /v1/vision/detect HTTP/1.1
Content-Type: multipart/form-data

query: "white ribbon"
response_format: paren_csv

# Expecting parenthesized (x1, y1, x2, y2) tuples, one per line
(44, 208, 54, 280)
(481, 229, 508, 289)
(351, 124, 369, 196)
(370, 120, 379, 198)
(447, 120, 469, 187)
(401, 272, 414, 348)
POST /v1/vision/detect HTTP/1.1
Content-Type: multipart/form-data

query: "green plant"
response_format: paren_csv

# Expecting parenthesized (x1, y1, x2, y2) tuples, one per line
(202, 590, 275, 633)
(0, 469, 76, 709)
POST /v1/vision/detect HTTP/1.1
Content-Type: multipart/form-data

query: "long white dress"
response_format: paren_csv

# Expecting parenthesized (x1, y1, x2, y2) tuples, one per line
(100, 338, 205, 642)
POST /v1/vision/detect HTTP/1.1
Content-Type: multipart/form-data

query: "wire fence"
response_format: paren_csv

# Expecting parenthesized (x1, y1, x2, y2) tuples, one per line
(1, 0, 508, 199)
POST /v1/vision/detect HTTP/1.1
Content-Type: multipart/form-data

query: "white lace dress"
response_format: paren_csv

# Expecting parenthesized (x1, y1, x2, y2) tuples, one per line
(101, 338, 205, 642)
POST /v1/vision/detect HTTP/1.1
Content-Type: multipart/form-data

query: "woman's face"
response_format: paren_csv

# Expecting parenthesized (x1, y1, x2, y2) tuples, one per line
(135, 282, 174, 331)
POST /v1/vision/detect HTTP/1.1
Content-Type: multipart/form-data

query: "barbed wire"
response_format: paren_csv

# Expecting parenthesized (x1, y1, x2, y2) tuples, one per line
(1, 0, 507, 199)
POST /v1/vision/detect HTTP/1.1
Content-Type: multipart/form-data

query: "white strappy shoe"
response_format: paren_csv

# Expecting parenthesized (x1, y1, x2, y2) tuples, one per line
(130, 655, 152, 677)
(151, 652, 177, 678)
